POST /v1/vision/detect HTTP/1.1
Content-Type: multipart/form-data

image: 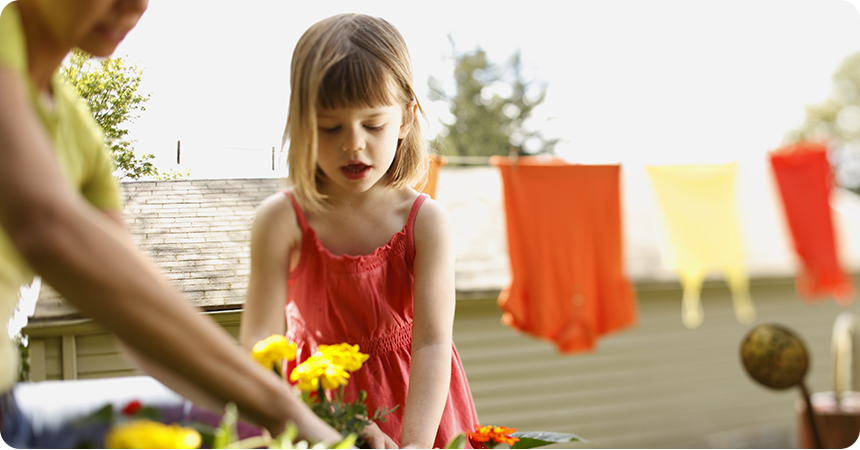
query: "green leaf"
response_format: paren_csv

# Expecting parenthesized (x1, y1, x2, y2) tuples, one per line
(133, 405, 161, 422)
(331, 433, 358, 449)
(188, 422, 217, 449)
(271, 422, 298, 449)
(444, 432, 467, 449)
(213, 402, 239, 449)
(75, 404, 114, 425)
(510, 431, 587, 449)
(370, 403, 399, 423)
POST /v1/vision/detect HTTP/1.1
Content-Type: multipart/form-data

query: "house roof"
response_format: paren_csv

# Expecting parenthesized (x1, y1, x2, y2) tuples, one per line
(31, 178, 283, 322)
(30, 163, 860, 322)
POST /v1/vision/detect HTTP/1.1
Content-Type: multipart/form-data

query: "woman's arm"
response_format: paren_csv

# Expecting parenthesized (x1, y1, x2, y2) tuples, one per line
(240, 193, 298, 353)
(101, 211, 233, 413)
(400, 197, 457, 449)
(0, 66, 341, 444)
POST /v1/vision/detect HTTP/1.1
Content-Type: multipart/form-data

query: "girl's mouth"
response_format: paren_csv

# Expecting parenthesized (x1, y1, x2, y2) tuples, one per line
(342, 163, 371, 180)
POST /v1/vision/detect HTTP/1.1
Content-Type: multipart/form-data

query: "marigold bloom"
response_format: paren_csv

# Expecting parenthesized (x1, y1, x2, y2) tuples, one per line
(468, 424, 520, 447)
(318, 343, 369, 372)
(290, 354, 350, 391)
(251, 335, 297, 370)
(105, 419, 202, 449)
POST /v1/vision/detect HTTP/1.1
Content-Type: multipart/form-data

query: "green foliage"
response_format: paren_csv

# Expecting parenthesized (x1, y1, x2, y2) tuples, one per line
(213, 402, 358, 449)
(61, 49, 186, 180)
(444, 432, 467, 449)
(13, 332, 28, 382)
(786, 51, 860, 195)
(302, 387, 397, 448)
(510, 431, 587, 449)
(428, 40, 559, 160)
(213, 402, 239, 449)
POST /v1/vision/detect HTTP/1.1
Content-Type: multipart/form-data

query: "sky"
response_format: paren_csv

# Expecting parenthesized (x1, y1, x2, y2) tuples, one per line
(86, 0, 860, 179)
(4, 0, 860, 348)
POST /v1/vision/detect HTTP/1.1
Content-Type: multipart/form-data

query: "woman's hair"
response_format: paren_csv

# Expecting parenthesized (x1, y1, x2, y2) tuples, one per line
(284, 13, 428, 212)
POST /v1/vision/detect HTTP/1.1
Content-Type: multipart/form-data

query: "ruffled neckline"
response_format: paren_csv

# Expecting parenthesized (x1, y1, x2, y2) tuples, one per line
(303, 223, 409, 273)
(286, 191, 425, 274)
(310, 224, 407, 261)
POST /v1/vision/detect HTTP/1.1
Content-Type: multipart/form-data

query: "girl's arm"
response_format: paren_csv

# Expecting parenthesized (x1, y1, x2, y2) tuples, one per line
(0, 66, 341, 444)
(240, 193, 299, 353)
(400, 197, 458, 449)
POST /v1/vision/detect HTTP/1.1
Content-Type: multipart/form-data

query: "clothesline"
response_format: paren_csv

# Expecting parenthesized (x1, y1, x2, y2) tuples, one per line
(422, 143, 856, 346)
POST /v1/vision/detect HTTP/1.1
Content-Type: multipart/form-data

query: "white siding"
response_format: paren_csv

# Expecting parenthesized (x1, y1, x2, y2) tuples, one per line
(453, 277, 860, 448)
(22, 281, 860, 448)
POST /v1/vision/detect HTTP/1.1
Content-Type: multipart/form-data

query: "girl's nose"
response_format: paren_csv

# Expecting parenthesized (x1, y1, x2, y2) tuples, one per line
(342, 129, 365, 152)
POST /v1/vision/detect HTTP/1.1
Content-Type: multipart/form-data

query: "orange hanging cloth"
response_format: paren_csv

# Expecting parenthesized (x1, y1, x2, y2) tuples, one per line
(491, 156, 637, 353)
(418, 154, 447, 199)
(768, 142, 855, 304)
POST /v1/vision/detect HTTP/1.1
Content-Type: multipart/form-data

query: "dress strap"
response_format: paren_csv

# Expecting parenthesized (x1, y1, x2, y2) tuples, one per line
(406, 194, 429, 262)
(284, 191, 309, 232)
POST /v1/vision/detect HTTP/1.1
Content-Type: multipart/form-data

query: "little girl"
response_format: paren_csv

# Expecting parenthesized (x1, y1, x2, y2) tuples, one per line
(240, 13, 479, 449)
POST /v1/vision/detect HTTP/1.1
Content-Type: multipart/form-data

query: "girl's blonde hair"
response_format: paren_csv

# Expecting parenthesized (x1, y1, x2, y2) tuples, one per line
(284, 13, 428, 212)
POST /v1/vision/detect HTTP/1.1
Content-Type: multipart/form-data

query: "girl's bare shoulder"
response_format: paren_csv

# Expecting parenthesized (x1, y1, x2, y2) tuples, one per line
(413, 194, 453, 241)
(252, 191, 302, 247)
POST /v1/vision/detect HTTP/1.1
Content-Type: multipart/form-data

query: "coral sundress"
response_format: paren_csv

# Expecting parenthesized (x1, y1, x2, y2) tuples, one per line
(282, 192, 479, 448)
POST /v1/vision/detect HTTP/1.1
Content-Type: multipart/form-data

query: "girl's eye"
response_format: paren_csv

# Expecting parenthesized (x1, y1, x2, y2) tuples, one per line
(320, 126, 341, 134)
(364, 124, 384, 131)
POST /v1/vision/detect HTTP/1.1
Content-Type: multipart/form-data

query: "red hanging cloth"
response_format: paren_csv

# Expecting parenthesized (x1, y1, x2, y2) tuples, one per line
(491, 156, 637, 353)
(769, 142, 855, 304)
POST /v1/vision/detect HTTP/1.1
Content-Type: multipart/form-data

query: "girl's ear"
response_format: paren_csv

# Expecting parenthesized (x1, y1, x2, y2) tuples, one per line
(398, 99, 418, 139)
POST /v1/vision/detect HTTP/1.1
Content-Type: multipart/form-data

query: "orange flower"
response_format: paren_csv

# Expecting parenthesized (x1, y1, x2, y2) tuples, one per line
(468, 424, 520, 448)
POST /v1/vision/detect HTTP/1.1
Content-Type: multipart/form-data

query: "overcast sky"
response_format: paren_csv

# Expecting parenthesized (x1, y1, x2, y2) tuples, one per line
(7, 0, 860, 178)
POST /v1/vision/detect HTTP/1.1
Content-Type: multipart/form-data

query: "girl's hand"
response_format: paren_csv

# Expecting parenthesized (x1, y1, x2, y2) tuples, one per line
(360, 422, 398, 448)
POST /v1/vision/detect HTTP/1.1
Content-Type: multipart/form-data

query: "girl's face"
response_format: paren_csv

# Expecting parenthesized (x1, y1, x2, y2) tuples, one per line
(30, 0, 148, 57)
(315, 101, 414, 197)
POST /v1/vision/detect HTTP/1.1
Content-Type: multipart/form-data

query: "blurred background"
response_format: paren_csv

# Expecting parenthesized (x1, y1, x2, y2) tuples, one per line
(9, 1, 860, 448)
(33, 0, 860, 182)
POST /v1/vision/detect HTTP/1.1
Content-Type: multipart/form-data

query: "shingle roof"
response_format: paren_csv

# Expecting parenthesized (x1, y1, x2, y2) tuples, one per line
(30, 164, 860, 322)
(31, 178, 284, 321)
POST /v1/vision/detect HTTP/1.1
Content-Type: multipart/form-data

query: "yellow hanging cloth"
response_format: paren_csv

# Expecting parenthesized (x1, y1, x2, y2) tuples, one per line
(647, 163, 756, 328)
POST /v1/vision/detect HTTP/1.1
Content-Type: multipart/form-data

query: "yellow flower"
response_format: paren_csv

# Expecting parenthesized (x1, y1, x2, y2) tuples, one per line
(251, 335, 297, 370)
(290, 354, 350, 392)
(105, 419, 202, 449)
(318, 343, 369, 372)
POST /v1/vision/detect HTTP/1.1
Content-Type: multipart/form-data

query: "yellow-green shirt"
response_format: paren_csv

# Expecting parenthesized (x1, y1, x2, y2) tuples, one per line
(0, 2, 123, 391)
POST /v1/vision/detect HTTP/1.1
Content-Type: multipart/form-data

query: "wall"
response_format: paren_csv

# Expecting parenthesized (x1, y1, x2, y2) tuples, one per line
(22, 278, 860, 448)
(454, 277, 860, 448)
(25, 311, 243, 381)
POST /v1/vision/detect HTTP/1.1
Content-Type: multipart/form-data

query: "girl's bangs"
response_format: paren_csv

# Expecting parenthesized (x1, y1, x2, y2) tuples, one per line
(317, 53, 396, 110)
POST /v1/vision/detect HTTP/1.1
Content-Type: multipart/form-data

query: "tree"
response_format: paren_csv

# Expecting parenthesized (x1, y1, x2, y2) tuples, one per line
(428, 41, 558, 160)
(61, 49, 185, 180)
(785, 51, 860, 195)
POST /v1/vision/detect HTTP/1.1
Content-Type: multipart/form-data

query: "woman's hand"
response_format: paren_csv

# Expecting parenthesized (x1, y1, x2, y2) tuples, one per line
(360, 422, 398, 448)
